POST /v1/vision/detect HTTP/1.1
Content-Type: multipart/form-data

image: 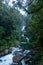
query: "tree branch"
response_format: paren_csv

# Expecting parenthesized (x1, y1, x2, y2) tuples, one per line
(19, 2, 43, 14)
(13, 0, 43, 14)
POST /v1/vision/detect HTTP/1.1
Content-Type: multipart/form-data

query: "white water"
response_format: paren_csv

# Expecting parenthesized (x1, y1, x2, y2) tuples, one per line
(0, 47, 26, 65)
(21, 59, 26, 65)
(0, 54, 13, 65)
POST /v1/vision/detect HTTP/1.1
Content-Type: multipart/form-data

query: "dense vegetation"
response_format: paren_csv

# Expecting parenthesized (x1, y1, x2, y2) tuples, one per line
(25, 0, 43, 65)
(0, 0, 24, 50)
(0, 0, 43, 65)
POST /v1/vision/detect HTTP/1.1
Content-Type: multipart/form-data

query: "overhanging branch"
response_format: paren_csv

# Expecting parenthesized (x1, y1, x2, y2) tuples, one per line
(13, 0, 43, 14)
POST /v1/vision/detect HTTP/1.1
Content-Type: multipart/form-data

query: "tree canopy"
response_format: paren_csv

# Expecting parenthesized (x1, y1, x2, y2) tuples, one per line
(25, 0, 43, 65)
(0, 0, 25, 49)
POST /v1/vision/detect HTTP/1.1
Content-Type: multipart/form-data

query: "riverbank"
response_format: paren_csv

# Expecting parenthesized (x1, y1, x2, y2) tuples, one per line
(0, 49, 11, 57)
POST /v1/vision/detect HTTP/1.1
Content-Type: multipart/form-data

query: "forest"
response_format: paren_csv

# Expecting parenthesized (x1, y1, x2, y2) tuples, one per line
(0, 0, 43, 65)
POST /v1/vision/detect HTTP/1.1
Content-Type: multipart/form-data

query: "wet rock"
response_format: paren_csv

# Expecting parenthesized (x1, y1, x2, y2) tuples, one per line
(0, 59, 2, 62)
(13, 54, 24, 63)
(5, 49, 9, 54)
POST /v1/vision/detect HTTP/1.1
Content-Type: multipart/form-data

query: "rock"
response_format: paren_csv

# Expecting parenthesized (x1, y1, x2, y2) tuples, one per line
(5, 49, 8, 54)
(12, 54, 24, 63)
(0, 59, 2, 62)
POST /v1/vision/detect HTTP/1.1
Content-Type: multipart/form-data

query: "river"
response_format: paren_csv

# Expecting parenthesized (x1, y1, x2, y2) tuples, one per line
(0, 47, 28, 65)
(0, 26, 29, 65)
(0, 54, 13, 65)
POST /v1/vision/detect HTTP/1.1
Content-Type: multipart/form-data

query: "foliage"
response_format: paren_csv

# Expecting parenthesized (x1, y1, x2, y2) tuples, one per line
(0, 0, 22, 50)
(25, 0, 43, 65)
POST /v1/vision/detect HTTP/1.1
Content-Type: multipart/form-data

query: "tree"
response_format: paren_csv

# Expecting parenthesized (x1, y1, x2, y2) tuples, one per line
(25, 0, 43, 65)
(0, 0, 23, 50)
